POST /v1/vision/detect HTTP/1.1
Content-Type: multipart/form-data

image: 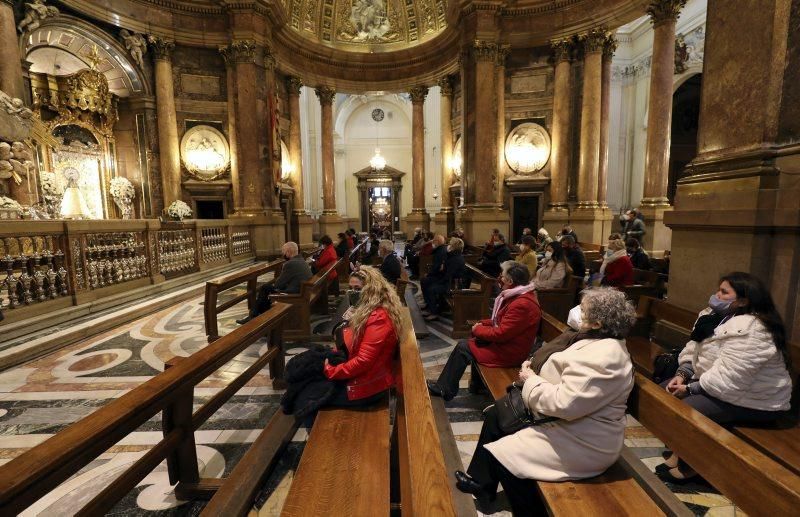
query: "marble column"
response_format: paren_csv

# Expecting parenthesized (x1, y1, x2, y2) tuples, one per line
(262, 48, 280, 213)
(433, 76, 454, 235)
(287, 76, 313, 248)
(496, 46, 510, 206)
(597, 34, 616, 209)
(0, 0, 23, 99)
(664, 0, 800, 341)
(149, 37, 182, 211)
(640, 0, 685, 253)
(315, 86, 342, 236)
(572, 28, 609, 245)
(406, 85, 430, 233)
(221, 49, 240, 212)
(543, 39, 573, 236)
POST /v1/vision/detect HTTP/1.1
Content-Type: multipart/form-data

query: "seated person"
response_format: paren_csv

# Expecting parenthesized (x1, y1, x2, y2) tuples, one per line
(378, 239, 402, 285)
(516, 227, 533, 245)
(599, 238, 634, 288)
(450, 227, 469, 249)
(659, 272, 792, 482)
(534, 228, 553, 254)
(421, 237, 466, 321)
(361, 233, 380, 264)
(335, 232, 349, 258)
(408, 231, 434, 277)
(405, 227, 424, 258)
(486, 228, 501, 246)
(313, 235, 339, 282)
(532, 241, 572, 289)
(479, 234, 511, 279)
(427, 261, 541, 401)
(322, 267, 407, 408)
(559, 235, 586, 279)
(237, 241, 312, 324)
(626, 238, 651, 270)
(514, 235, 538, 278)
(345, 229, 355, 250)
(454, 288, 637, 513)
(557, 225, 578, 243)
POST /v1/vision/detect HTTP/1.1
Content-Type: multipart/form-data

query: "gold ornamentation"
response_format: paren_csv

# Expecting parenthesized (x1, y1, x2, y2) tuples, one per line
(409, 86, 428, 103)
(437, 76, 453, 96)
(148, 36, 175, 61)
(602, 34, 618, 60)
(287, 76, 304, 94)
(580, 28, 608, 54)
(496, 45, 511, 67)
(647, 0, 687, 24)
(315, 86, 336, 105)
(550, 38, 573, 63)
(228, 40, 259, 63)
(472, 40, 498, 62)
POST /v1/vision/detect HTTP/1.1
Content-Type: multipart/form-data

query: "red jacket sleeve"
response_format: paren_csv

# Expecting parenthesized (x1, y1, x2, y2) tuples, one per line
(472, 298, 541, 343)
(315, 247, 334, 270)
(603, 259, 632, 286)
(324, 312, 395, 380)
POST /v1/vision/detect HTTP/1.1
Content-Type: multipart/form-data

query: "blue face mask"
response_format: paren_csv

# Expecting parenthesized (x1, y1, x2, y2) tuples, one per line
(708, 294, 733, 314)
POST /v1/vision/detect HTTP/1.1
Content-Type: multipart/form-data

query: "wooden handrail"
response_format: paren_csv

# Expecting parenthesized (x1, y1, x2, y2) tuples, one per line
(0, 302, 292, 515)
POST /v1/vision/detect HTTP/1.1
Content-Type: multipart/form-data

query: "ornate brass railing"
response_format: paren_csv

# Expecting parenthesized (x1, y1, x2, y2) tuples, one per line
(0, 219, 255, 325)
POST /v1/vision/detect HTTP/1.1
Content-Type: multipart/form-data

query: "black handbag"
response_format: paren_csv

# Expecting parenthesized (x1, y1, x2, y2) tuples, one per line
(652, 350, 680, 384)
(493, 382, 559, 434)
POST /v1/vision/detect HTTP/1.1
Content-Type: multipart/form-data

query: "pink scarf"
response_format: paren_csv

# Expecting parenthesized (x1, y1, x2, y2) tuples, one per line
(490, 283, 536, 325)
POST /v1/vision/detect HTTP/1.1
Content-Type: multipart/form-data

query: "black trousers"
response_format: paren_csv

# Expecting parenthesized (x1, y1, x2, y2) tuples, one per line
(302, 386, 389, 427)
(658, 379, 782, 426)
(467, 405, 542, 516)
(435, 340, 485, 400)
(249, 284, 277, 318)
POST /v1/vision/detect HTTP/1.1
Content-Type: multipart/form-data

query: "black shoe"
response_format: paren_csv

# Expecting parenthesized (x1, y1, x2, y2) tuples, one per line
(236, 316, 253, 325)
(454, 470, 485, 496)
(427, 380, 444, 398)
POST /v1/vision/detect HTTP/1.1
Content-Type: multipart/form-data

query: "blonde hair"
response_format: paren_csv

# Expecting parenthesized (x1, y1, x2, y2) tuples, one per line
(607, 238, 625, 252)
(347, 266, 407, 342)
(448, 237, 464, 253)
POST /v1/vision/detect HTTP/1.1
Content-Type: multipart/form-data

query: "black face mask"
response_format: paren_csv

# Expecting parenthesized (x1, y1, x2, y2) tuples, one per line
(347, 289, 361, 306)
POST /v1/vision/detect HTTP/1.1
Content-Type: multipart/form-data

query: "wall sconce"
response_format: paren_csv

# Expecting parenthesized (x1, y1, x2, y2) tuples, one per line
(504, 122, 551, 174)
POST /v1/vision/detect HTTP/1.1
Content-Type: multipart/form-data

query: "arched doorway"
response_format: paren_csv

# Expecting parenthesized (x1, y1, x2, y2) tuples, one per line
(668, 74, 702, 204)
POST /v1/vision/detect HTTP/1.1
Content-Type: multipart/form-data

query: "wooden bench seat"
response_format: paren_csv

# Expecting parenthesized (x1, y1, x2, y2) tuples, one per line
(281, 402, 391, 517)
(537, 275, 582, 323)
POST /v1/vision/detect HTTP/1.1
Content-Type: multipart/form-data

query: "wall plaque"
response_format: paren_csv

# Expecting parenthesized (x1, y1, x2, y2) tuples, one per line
(181, 74, 221, 96)
(510, 73, 547, 94)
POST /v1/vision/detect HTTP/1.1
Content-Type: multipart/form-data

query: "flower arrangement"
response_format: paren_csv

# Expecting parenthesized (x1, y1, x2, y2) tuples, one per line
(167, 200, 192, 221)
(109, 177, 135, 201)
(40, 171, 60, 196)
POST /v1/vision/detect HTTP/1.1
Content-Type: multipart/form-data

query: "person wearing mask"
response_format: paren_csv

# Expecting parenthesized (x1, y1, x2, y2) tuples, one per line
(535, 228, 553, 254)
(486, 228, 501, 246)
(533, 241, 572, 289)
(421, 237, 466, 321)
(559, 235, 586, 280)
(516, 227, 533, 245)
(378, 239, 402, 285)
(514, 235, 538, 278)
(599, 238, 634, 288)
(626, 238, 651, 270)
(335, 232, 349, 258)
(313, 235, 339, 283)
(428, 261, 541, 401)
(558, 225, 578, 243)
(405, 227, 424, 258)
(453, 289, 636, 513)
(345, 229, 355, 251)
(659, 273, 793, 483)
(237, 241, 312, 324)
(620, 209, 646, 242)
(479, 234, 511, 278)
(321, 267, 408, 407)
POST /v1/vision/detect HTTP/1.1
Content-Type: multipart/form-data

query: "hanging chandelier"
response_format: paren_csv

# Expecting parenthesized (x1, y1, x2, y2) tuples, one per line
(370, 147, 386, 171)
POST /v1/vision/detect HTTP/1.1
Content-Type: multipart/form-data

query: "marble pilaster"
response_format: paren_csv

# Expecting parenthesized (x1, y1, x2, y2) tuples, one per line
(287, 77, 313, 248)
(433, 76, 455, 236)
(543, 39, 573, 235)
(315, 86, 342, 236)
(496, 46, 510, 206)
(406, 85, 430, 234)
(150, 37, 181, 211)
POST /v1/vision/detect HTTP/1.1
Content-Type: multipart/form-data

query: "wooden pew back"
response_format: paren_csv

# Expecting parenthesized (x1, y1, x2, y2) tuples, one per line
(451, 263, 496, 338)
(537, 275, 582, 324)
(0, 303, 292, 515)
(273, 258, 343, 341)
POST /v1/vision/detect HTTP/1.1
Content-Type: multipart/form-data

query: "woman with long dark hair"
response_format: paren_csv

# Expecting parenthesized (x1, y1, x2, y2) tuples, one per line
(532, 241, 572, 289)
(659, 272, 793, 482)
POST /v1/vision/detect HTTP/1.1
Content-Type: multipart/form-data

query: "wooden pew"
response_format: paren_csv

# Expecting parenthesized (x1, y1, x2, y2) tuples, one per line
(475, 313, 683, 516)
(0, 303, 292, 515)
(537, 275, 582, 324)
(270, 258, 342, 341)
(396, 267, 409, 303)
(204, 259, 285, 342)
(451, 263, 495, 339)
(622, 269, 668, 305)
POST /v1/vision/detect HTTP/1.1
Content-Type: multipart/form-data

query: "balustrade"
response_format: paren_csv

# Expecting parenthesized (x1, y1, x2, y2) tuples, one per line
(1, 234, 69, 311)
(231, 229, 252, 257)
(83, 232, 148, 289)
(201, 227, 229, 263)
(158, 229, 197, 275)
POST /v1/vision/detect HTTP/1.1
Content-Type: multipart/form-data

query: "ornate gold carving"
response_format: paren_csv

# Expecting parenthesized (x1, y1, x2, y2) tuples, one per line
(148, 36, 175, 61)
(602, 34, 618, 60)
(550, 38, 573, 63)
(647, 0, 687, 24)
(473, 40, 498, 62)
(315, 86, 336, 105)
(580, 28, 608, 54)
(437, 76, 453, 96)
(226, 40, 259, 64)
(287, 76, 304, 94)
(409, 86, 428, 103)
(336, 0, 402, 44)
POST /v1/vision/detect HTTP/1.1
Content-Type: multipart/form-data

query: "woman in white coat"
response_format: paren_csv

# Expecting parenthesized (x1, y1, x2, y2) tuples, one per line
(660, 272, 792, 483)
(454, 288, 636, 513)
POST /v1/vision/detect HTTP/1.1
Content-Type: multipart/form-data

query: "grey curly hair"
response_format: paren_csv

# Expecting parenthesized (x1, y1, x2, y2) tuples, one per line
(580, 288, 636, 339)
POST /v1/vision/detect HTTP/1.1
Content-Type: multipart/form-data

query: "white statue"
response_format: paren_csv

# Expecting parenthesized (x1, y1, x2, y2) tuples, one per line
(17, 0, 60, 33)
(1, 96, 32, 119)
(119, 29, 147, 69)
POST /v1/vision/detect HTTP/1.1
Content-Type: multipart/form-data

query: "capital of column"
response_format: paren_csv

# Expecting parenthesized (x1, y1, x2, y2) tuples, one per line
(580, 28, 609, 55)
(647, 0, 687, 25)
(219, 40, 259, 64)
(148, 36, 175, 61)
(602, 34, 618, 61)
(437, 76, 453, 96)
(472, 40, 498, 62)
(315, 86, 336, 105)
(263, 46, 276, 70)
(550, 38, 574, 63)
(409, 85, 428, 104)
(496, 45, 511, 67)
(287, 76, 303, 95)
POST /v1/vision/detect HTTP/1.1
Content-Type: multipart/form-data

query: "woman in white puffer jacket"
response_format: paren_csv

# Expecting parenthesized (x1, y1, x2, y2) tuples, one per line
(660, 272, 792, 483)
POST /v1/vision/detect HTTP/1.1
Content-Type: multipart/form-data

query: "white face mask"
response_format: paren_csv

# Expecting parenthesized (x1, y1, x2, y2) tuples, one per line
(544, 251, 553, 260)
(567, 305, 583, 331)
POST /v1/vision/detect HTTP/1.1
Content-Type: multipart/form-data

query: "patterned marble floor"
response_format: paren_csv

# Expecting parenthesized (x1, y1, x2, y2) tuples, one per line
(0, 280, 743, 516)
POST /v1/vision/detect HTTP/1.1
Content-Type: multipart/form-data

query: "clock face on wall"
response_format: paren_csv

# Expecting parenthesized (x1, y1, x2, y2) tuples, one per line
(180, 125, 231, 181)
(371, 108, 385, 122)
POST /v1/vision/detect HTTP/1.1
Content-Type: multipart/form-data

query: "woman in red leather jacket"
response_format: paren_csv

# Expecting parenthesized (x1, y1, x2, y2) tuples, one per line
(313, 235, 339, 282)
(323, 267, 407, 405)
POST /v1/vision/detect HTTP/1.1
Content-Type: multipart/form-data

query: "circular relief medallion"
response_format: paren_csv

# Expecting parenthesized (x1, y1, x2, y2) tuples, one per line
(371, 108, 385, 122)
(180, 125, 231, 181)
(504, 122, 551, 174)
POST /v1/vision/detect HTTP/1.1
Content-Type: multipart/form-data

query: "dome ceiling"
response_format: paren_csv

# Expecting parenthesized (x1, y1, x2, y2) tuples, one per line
(284, 0, 448, 52)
